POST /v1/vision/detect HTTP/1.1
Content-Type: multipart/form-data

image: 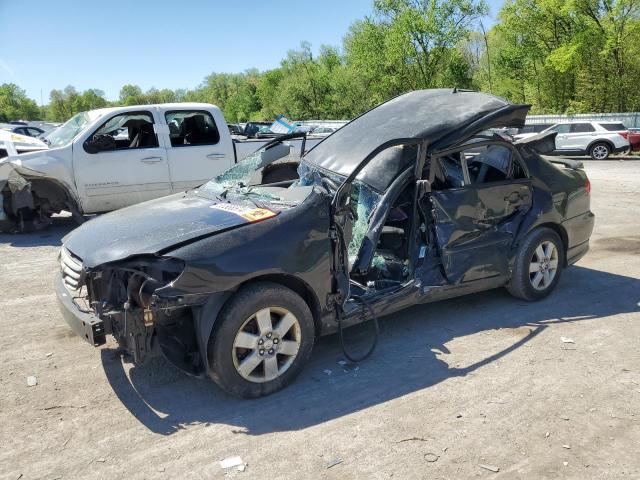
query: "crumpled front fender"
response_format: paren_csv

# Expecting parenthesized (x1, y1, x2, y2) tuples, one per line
(0, 160, 80, 232)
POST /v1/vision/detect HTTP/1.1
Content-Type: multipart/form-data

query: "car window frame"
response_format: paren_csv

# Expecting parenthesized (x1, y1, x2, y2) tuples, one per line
(599, 122, 627, 132)
(164, 109, 221, 148)
(85, 109, 159, 154)
(429, 140, 529, 190)
(570, 123, 595, 133)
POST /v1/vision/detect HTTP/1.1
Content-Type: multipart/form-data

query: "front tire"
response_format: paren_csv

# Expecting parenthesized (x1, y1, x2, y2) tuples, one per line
(589, 142, 610, 160)
(507, 228, 564, 301)
(208, 282, 315, 398)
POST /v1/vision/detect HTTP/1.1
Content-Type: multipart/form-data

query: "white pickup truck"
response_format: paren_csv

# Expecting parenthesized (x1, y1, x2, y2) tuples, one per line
(0, 103, 322, 231)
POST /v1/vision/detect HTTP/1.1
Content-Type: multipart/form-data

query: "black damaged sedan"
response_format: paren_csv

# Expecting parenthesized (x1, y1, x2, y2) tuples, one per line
(56, 89, 594, 398)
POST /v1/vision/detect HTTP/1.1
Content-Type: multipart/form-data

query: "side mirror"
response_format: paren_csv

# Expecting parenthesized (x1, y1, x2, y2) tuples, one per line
(84, 134, 116, 154)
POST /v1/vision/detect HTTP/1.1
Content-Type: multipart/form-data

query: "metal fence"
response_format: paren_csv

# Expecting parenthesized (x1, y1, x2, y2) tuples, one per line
(526, 112, 640, 128)
(297, 119, 349, 129)
(298, 113, 640, 129)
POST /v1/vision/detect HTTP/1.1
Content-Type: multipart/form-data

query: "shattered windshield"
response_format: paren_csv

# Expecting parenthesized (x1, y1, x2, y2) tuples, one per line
(44, 112, 91, 148)
(201, 142, 381, 260)
(199, 142, 298, 207)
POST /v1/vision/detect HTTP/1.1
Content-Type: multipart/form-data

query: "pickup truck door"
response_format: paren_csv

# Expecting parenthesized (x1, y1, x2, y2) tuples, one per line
(73, 109, 171, 214)
(427, 143, 532, 284)
(160, 108, 234, 192)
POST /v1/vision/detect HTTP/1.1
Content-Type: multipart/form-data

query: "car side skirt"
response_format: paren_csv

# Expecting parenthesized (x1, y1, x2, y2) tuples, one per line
(326, 274, 509, 334)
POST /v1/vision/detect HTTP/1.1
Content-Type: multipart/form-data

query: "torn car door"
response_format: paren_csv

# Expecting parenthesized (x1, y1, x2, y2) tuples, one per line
(329, 138, 421, 306)
(428, 144, 533, 284)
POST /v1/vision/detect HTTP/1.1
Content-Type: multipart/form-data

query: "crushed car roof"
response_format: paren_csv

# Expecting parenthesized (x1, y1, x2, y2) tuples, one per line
(304, 89, 529, 190)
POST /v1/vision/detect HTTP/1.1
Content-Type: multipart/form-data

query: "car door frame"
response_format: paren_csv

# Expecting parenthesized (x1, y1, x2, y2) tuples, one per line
(567, 122, 596, 151)
(159, 107, 234, 192)
(423, 139, 533, 285)
(329, 137, 425, 307)
(550, 124, 572, 151)
(72, 108, 172, 213)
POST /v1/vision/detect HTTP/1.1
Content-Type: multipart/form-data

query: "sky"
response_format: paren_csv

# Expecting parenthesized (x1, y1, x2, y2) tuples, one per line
(0, 0, 504, 103)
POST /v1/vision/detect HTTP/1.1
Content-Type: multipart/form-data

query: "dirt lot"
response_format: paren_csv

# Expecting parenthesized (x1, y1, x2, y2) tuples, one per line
(1, 159, 639, 480)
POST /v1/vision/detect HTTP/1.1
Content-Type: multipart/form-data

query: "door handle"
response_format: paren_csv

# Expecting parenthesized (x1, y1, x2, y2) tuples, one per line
(206, 153, 226, 159)
(141, 156, 163, 163)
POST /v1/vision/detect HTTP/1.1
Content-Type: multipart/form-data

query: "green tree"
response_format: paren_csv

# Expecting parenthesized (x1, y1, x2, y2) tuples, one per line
(0, 83, 40, 121)
(475, 0, 640, 113)
(119, 84, 144, 105)
(343, 0, 488, 106)
(47, 86, 108, 121)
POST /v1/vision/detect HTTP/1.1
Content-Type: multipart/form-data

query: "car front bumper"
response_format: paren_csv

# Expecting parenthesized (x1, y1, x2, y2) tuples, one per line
(54, 271, 105, 347)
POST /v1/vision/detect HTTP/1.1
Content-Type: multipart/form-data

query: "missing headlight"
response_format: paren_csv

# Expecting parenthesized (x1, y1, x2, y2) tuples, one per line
(85, 256, 185, 313)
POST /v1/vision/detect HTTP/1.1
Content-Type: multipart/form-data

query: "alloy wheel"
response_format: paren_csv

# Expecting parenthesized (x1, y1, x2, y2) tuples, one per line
(592, 145, 609, 159)
(529, 241, 559, 291)
(232, 307, 301, 383)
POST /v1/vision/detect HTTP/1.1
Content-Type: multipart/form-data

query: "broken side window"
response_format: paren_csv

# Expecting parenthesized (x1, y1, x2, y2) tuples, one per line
(90, 111, 158, 150)
(165, 110, 220, 147)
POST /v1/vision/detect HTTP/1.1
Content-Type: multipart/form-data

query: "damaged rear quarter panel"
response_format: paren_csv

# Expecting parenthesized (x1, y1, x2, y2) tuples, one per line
(515, 148, 593, 257)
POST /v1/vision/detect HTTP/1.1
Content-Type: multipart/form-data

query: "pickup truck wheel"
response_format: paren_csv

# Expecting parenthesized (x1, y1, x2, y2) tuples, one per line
(589, 142, 610, 160)
(507, 227, 564, 301)
(208, 282, 315, 398)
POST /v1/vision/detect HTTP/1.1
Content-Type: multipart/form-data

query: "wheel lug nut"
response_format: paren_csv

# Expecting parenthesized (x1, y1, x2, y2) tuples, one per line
(266, 333, 272, 338)
(273, 338, 279, 344)
(258, 339, 264, 345)
(268, 348, 274, 355)
(259, 349, 265, 355)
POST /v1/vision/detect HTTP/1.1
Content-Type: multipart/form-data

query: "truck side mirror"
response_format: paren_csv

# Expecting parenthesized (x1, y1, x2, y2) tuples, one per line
(84, 134, 116, 154)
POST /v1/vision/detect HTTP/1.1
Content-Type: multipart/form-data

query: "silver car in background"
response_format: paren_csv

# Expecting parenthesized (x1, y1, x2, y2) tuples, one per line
(534, 121, 629, 159)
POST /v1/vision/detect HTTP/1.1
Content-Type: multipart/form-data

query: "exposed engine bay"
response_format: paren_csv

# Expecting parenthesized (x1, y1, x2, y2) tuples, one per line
(77, 256, 194, 366)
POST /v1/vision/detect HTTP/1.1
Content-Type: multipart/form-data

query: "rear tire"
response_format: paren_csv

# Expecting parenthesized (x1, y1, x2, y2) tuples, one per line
(589, 142, 610, 160)
(507, 228, 564, 301)
(208, 282, 315, 398)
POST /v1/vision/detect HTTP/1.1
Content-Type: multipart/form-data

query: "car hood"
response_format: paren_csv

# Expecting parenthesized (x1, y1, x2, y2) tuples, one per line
(63, 192, 280, 267)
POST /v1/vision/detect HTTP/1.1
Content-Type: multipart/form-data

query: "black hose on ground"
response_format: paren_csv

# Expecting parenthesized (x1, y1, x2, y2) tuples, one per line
(335, 294, 379, 363)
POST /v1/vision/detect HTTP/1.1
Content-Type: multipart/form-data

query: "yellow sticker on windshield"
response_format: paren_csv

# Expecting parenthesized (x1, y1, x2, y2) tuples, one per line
(241, 208, 277, 222)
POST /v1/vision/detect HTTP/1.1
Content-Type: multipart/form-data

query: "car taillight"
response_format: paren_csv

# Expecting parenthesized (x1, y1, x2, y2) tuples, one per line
(585, 178, 591, 195)
(619, 131, 629, 140)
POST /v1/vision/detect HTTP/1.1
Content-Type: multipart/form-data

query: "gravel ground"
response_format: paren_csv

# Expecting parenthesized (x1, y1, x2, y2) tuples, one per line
(1, 160, 639, 480)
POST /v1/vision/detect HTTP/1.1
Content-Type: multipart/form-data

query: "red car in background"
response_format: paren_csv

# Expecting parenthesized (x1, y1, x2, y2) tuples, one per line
(628, 128, 640, 151)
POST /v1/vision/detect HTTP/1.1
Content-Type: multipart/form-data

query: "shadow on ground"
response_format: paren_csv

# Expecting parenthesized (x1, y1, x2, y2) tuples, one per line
(99, 265, 640, 436)
(0, 215, 77, 247)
